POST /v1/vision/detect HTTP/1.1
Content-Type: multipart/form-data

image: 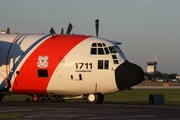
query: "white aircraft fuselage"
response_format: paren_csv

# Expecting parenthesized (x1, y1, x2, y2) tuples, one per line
(0, 33, 144, 104)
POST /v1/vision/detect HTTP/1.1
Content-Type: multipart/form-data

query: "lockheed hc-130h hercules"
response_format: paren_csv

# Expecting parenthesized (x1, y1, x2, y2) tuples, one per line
(0, 20, 144, 104)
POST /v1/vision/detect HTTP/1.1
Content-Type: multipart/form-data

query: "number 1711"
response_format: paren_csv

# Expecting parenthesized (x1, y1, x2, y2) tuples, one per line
(75, 63, 92, 69)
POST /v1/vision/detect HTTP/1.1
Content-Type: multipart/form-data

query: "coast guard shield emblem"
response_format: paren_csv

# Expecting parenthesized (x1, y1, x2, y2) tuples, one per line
(37, 56, 49, 68)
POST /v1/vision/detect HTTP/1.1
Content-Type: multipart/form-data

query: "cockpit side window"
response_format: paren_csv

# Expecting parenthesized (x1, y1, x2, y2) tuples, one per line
(98, 60, 109, 69)
(98, 60, 103, 69)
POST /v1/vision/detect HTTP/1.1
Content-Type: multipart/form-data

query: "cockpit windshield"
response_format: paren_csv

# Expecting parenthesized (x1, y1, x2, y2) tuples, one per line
(90, 43, 123, 55)
(108, 46, 117, 53)
(115, 46, 123, 53)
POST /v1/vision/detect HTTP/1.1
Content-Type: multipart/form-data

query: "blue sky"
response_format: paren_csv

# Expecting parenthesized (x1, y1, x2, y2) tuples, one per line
(0, 0, 180, 74)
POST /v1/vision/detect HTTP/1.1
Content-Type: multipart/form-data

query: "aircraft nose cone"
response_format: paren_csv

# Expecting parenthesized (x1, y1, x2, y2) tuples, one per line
(115, 61, 144, 90)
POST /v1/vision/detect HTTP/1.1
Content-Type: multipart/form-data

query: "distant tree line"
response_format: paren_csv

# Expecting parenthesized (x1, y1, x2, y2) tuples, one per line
(144, 71, 178, 81)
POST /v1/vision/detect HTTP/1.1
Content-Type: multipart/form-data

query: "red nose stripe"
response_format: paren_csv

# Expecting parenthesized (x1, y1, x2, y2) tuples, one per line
(12, 35, 89, 94)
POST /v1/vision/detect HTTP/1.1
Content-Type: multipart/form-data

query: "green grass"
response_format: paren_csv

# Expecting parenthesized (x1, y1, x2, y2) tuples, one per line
(66, 89, 180, 105)
(2, 89, 180, 105)
(104, 89, 180, 105)
(0, 111, 23, 120)
(2, 94, 31, 101)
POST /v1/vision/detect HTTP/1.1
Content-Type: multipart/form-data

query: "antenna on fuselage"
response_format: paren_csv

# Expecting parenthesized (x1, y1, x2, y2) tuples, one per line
(95, 19, 99, 37)
(50, 27, 56, 38)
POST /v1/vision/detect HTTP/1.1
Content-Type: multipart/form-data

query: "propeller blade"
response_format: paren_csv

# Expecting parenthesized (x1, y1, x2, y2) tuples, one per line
(95, 19, 99, 37)
(50, 27, 56, 34)
(66, 23, 73, 34)
(61, 28, 64, 34)
(7, 28, 10, 34)
(50, 27, 56, 38)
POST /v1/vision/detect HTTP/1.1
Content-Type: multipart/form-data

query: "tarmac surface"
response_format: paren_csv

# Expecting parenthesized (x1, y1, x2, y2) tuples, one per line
(1, 102, 180, 120)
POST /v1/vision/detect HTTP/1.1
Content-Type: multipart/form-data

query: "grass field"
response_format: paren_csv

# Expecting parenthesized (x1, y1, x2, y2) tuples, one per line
(104, 89, 180, 105)
(2, 89, 180, 105)
(0, 112, 23, 120)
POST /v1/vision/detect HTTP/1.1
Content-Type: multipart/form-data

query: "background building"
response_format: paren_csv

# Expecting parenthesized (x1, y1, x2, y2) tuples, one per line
(146, 55, 157, 73)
